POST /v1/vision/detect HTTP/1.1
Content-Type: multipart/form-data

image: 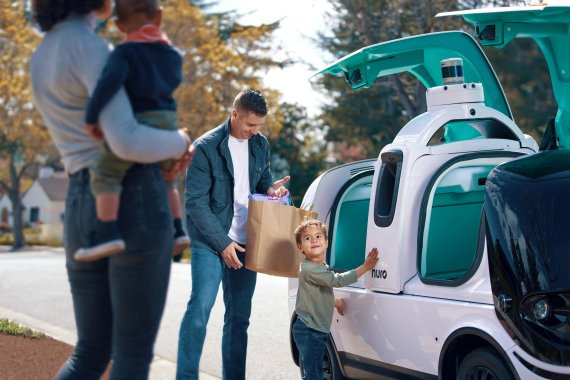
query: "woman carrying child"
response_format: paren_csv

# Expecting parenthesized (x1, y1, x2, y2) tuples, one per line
(30, 0, 191, 377)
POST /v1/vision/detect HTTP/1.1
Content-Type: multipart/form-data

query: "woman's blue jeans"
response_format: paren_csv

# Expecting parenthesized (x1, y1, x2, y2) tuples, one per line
(292, 318, 328, 380)
(176, 246, 257, 380)
(55, 164, 173, 380)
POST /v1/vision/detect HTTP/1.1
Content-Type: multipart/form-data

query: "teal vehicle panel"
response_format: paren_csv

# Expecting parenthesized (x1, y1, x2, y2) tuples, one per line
(439, 6, 570, 148)
(316, 31, 513, 121)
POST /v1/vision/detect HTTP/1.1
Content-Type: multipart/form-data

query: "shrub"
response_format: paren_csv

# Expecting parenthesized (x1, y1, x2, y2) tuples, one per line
(0, 318, 44, 339)
(0, 232, 63, 247)
(0, 234, 13, 246)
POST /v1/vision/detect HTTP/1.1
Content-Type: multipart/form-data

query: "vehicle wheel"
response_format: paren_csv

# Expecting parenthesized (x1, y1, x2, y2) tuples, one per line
(457, 348, 512, 380)
(298, 338, 346, 380)
(324, 338, 346, 380)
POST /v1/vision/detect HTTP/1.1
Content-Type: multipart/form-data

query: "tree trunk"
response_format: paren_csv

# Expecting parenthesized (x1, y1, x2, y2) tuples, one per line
(8, 159, 25, 251)
(11, 198, 25, 250)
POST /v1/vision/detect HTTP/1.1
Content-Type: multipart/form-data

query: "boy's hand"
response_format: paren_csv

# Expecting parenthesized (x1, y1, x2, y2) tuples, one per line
(86, 123, 104, 141)
(334, 298, 345, 316)
(363, 248, 379, 271)
(355, 248, 379, 277)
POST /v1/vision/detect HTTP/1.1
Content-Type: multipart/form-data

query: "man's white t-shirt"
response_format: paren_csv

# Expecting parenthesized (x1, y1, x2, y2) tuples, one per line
(228, 135, 250, 245)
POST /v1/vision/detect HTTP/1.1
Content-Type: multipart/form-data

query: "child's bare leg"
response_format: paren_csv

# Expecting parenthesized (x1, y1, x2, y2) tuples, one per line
(169, 187, 190, 255)
(96, 192, 120, 221)
(168, 188, 182, 219)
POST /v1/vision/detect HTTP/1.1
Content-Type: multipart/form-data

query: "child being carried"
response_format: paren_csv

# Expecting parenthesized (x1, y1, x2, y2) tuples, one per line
(75, 0, 190, 261)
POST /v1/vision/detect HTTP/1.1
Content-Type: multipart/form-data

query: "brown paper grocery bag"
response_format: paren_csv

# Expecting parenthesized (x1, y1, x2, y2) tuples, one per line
(246, 200, 318, 277)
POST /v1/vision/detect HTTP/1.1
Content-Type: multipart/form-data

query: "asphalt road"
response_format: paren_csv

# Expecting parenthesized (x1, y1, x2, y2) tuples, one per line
(0, 248, 300, 379)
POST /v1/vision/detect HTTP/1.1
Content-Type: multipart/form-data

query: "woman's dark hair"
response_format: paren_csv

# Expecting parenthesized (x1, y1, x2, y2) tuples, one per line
(233, 89, 269, 117)
(33, 0, 106, 32)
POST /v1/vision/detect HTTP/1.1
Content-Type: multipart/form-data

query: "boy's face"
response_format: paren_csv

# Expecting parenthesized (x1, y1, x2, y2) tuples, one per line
(298, 226, 328, 264)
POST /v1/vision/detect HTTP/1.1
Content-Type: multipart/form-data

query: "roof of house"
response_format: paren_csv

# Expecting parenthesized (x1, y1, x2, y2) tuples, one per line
(38, 174, 69, 202)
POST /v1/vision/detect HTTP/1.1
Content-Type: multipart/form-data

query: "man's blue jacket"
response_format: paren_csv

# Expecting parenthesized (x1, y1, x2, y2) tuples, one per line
(185, 118, 274, 253)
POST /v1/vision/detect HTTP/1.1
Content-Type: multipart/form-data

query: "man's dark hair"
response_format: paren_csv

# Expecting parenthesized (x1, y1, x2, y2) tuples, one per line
(115, 0, 160, 22)
(33, 0, 106, 32)
(233, 89, 269, 117)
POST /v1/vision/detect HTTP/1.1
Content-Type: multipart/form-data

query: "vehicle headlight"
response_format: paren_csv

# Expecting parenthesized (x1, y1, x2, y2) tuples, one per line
(532, 298, 551, 321)
(521, 293, 569, 344)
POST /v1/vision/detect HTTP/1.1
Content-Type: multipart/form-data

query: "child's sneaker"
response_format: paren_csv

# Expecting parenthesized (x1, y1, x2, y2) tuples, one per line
(74, 221, 125, 262)
(173, 218, 190, 255)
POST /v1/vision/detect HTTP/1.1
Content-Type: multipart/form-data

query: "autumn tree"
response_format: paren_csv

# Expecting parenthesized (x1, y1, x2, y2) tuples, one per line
(101, 0, 285, 139)
(0, 0, 54, 250)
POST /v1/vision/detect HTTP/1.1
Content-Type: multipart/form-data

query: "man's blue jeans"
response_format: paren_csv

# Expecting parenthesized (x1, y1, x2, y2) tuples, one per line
(176, 246, 257, 380)
(292, 318, 328, 380)
(55, 164, 173, 380)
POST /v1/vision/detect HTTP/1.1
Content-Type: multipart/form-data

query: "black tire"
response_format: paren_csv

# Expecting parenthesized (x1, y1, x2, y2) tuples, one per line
(457, 348, 513, 380)
(325, 338, 346, 380)
(297, 337, 346, 380)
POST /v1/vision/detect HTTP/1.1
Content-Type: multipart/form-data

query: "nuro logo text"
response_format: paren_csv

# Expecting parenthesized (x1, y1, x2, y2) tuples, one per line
(372, 269, 387, 279)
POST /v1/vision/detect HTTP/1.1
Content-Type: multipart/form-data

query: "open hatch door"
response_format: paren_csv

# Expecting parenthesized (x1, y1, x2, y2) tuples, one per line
(437, 4, 570, 148)
(316, 31, 513, 121)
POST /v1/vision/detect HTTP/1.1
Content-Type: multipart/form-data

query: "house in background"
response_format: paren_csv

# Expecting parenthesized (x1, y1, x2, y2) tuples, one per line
(0, 167, 68, 244)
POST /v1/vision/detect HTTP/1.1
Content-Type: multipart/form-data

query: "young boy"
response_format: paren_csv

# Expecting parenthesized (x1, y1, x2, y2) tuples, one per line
(293, 218, 378, 380)
(75, 0, 190, 261)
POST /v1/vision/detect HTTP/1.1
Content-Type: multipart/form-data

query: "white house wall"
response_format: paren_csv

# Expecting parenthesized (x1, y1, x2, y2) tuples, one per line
(21, 182, 51, 224)
(0, 196, 13, 226)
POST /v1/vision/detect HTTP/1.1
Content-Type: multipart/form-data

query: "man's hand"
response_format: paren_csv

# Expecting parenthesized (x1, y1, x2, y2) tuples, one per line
(221, 241, 245, 269)
(86, 123, 104, 141)
(267, 175, 290, 197)
(334, 298, 345, 316)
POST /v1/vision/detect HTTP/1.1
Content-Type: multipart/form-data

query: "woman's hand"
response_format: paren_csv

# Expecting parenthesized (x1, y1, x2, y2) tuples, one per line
(162, 132, 195, 182)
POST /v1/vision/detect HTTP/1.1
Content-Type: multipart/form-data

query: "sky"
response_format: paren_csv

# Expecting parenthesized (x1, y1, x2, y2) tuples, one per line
(211, 0, 335, 116)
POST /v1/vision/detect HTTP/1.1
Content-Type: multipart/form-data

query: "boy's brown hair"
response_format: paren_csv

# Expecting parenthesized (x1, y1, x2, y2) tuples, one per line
(115, 0, 160, 22)
(294, 218, 328, 247)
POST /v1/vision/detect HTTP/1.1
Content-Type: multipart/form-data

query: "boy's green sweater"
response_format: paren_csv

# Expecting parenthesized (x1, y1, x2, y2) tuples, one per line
(295, 259, 357, 333)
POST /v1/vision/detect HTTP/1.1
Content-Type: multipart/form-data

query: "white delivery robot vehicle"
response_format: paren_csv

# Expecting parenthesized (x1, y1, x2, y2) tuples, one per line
(288, 4, 570, 380)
